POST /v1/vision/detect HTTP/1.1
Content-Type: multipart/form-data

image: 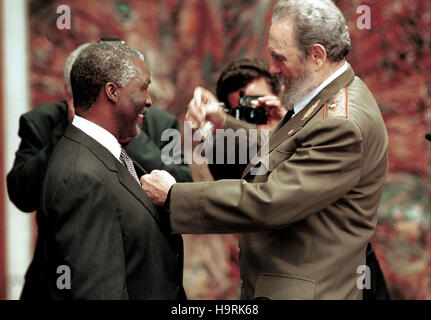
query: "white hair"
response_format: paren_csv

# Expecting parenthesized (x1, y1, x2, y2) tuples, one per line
(272, 0, 351, 61)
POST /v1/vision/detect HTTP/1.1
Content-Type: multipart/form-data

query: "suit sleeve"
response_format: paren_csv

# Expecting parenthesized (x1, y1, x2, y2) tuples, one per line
(170, 117, 363, 234)
(48, 172, 128, 299)
(6, 115, 62, 212)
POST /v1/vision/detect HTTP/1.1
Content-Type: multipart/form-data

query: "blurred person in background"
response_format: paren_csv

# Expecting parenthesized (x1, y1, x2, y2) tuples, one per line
(209, 57, 286, 180)
(181, 58, 285, 299)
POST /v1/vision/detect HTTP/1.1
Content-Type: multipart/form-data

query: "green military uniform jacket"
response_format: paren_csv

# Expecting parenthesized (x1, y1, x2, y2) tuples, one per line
(170, 65, 388, 299)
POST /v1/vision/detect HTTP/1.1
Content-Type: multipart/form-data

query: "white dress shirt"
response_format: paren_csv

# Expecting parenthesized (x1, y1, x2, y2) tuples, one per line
(292, 61, 348, 117)
(72, 115, 122, 163)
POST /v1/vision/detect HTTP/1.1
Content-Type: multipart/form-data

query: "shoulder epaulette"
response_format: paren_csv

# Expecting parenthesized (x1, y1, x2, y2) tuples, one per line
(323, 87, 349, 120)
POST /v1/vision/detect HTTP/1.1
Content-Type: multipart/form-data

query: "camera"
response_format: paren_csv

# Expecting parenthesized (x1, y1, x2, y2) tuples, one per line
(226, 91, 268, 124)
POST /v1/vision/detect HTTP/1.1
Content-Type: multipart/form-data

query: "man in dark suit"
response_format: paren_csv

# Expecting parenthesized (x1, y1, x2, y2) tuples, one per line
(7, 103, 192, 213)
(6, 42, 91, 213)
(7, 41, 191, 213)
(7, 42, 191, 299)
(19, 41, 185, 299)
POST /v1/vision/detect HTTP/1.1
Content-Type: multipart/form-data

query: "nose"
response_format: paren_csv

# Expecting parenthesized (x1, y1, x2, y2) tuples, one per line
(146, 94, 152, 107)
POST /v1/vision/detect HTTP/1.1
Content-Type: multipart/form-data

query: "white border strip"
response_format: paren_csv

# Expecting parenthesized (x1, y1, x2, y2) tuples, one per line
(2, 0, 33, 300)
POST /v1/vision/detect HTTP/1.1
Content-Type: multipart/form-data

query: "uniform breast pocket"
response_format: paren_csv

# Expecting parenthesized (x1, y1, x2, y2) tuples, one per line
(254, 273, 317, 300)
(268, 148, 293, 172)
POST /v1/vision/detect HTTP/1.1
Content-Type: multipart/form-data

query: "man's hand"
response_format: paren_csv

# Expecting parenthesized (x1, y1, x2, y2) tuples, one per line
(251, 95, 287, 132)
(185, 87, 226, 130)
(141, 170, 177, 206)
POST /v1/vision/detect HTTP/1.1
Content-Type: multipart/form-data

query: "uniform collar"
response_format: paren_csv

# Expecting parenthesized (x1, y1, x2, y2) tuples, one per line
(293, 61, 348, 117)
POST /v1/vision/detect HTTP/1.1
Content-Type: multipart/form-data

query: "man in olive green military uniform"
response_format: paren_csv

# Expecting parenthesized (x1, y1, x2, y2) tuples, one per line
(141, 0, 388, 299)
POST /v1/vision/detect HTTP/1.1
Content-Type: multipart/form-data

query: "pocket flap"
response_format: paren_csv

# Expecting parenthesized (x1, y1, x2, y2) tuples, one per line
(254, 273, 317, 300)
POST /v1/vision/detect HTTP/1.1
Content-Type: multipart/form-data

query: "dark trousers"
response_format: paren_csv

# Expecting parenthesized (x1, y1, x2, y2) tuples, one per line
(363, 243, 390, 300)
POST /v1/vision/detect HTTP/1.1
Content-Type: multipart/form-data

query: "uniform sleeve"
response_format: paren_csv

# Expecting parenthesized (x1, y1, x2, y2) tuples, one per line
(6, 115, 60, 212)
(170, 117, 363, 234)
(47, 172, 128, 299)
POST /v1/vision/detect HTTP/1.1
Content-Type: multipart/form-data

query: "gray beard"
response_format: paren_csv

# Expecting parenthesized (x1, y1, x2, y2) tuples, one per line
(280, 63, 315, 111)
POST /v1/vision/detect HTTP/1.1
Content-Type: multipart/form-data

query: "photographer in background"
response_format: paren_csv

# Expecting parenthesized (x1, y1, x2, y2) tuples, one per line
(209, 57, 286, 180)
(180, 58, 285, 299)
(216, 57, 286, 132)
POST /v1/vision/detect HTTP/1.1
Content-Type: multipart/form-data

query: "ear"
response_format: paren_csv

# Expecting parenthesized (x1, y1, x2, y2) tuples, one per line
(105, 82, 120, 103)
(308, 44, 327, 72)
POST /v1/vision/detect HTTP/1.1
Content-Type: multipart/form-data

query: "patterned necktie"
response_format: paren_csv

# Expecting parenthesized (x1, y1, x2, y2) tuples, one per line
(120, 147, 141, 185)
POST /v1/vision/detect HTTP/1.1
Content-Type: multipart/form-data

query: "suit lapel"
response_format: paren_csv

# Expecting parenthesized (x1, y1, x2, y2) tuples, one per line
(115, 158, 172, 233)
(64, 125, 165, 228)
(242, 65, 355, 178)
(115, 161, 157, 213)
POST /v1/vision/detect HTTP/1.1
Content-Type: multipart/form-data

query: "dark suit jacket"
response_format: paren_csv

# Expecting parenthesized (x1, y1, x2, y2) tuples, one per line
(7, 101, 70, 212)
(21, 125, 185, 299)
(7, 102, 192, 213)
(7, 101, 189, 299)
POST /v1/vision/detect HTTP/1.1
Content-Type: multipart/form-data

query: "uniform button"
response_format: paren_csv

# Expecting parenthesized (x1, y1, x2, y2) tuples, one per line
(240, 279, 244, 288)
(237, 247, 241, 254)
